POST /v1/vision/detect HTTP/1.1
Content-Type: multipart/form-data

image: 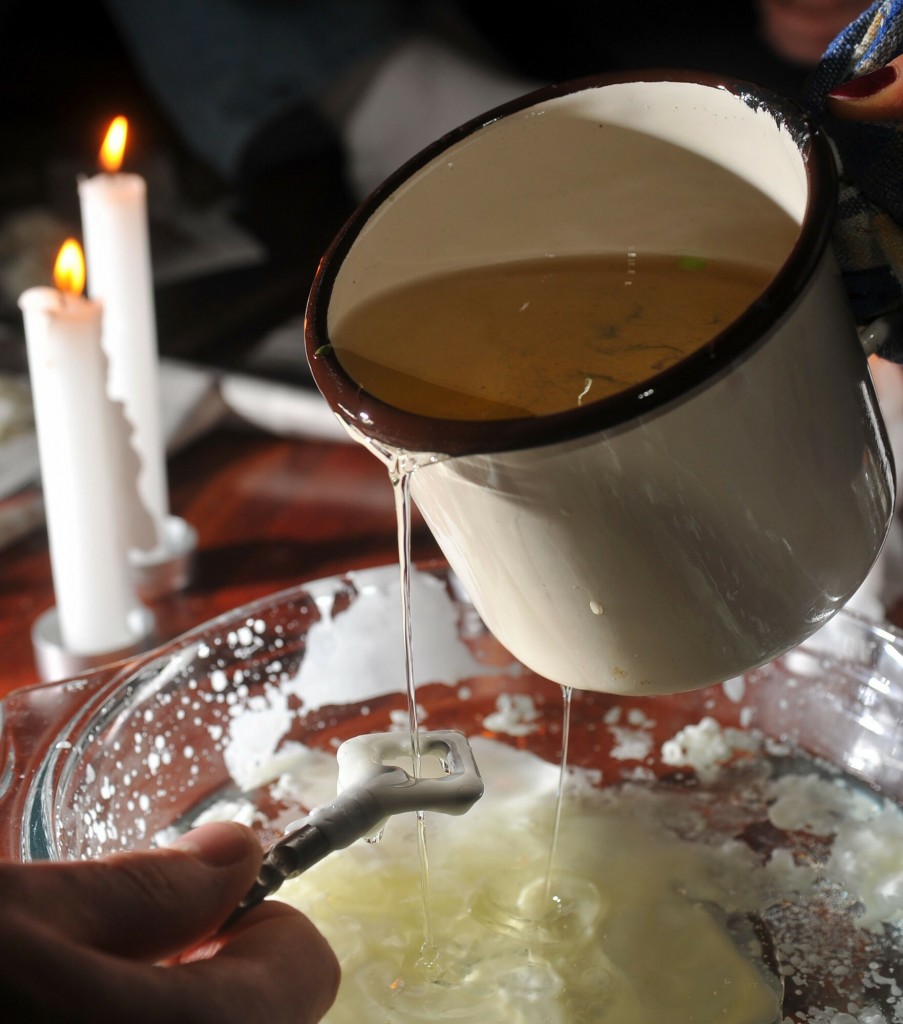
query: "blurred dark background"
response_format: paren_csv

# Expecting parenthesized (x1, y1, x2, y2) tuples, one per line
(0, 0, 816, 381)
(0, 0, 356, 381)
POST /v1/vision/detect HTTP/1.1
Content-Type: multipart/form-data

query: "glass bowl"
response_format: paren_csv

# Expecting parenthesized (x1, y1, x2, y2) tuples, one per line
(2, 560, 901, 1022)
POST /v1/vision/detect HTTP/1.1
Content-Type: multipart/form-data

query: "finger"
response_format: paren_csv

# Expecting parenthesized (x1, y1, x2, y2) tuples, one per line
(169, 901, 341, 1024)
(0, 821, 262, 960)
(1, 899, 339, 1024)
(826, 55, 903, 120)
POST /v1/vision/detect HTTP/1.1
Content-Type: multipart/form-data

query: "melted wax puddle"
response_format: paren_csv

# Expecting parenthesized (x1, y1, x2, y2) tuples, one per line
(126, 564, 902, 1023)
(142, 675, 903, 1024)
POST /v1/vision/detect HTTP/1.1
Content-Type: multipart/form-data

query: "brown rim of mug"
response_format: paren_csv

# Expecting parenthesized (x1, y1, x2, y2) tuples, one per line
(304, 68, 837, 457)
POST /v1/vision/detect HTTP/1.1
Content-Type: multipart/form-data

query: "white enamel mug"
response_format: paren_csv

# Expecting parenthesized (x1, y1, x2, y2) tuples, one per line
(306, 71, 896, 696)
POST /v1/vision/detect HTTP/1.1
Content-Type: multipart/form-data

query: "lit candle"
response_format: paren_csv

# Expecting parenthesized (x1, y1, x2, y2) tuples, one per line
(19, 240, 143, 654)
(78, 116, 169, 553)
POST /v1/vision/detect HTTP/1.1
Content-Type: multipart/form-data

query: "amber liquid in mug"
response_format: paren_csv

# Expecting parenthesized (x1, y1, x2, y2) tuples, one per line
(331, 252, 775, 419)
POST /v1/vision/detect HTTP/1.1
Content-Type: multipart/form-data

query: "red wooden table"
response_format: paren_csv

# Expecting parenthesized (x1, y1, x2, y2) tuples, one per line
(4, 416, 902, 703)
(0, 425, 443, 701)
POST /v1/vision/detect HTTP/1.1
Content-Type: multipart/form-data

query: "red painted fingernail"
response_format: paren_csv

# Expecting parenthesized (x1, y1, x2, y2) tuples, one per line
(828, 64, 897, 100)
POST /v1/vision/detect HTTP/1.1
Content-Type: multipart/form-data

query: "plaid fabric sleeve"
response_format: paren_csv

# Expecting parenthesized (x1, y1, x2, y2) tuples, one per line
(804, 0, 903, 361)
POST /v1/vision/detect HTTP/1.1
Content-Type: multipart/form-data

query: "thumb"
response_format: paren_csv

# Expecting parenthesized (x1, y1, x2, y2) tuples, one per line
(826, 55, 903, 121)
(5, 821, 262, 961)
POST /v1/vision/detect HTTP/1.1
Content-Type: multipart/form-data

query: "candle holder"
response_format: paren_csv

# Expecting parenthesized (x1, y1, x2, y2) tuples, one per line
(129, 514, 198, 600)
(32, 604, 156, 683)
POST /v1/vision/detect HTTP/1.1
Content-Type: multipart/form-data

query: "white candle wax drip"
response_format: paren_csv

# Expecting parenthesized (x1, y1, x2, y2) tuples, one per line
(78, 167, 168, 554)
(19, 285, 144, 654)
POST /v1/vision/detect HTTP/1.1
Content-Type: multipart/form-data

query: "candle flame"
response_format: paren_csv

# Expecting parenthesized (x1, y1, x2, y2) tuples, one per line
(99, 115, 128, 173)
(54, 239, 86, 297)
